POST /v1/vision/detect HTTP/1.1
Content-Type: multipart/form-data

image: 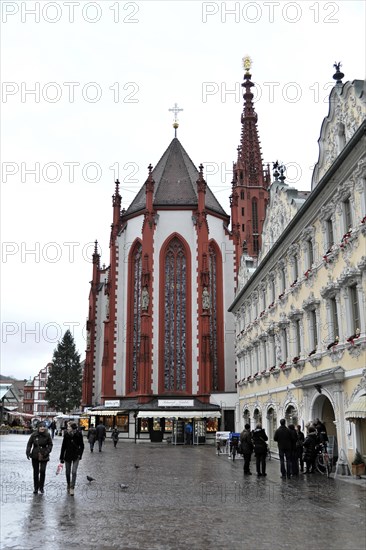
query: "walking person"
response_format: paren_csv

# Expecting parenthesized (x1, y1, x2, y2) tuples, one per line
(295, 425, 305, 473)
(185, 422, 193, 445)
(26, 421, 53, 494)
(274, 418, 292, 478)
(252, 423, 268, 477)
(111, 427, 119, 448)
(303, 426, 318, 473)
(87, 424, 97, 452)
(96, 421, 107, 452)
(60, 422, 84, 495)
(288, 424, 299, 476)
(240, 423, 253, 475)
(50, 420, 56, 440)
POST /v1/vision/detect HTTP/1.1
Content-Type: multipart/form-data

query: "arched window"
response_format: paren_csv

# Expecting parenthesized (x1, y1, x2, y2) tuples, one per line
(127, 241, 142, 392)
(243, 409, 250, 426)
(209, 241, 224, 391)
(163, 237, 188, 391)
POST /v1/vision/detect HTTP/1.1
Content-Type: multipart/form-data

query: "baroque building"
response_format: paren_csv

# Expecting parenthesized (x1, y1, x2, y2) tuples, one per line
(82, 59, 270, 443)
(229, 69, 366, 464)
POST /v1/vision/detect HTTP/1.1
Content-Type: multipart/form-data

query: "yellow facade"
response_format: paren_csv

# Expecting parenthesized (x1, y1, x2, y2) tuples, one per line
(230, 79, 366, 465)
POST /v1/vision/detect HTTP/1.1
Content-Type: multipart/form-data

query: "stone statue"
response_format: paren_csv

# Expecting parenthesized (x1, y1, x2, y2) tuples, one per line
(142, 286, 149, 310)
(202, 287, 210, 310)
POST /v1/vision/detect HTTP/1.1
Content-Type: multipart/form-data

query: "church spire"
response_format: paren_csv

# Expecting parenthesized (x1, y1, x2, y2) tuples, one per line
(236, 56, 267, 186)
(231, 56, 270, 264)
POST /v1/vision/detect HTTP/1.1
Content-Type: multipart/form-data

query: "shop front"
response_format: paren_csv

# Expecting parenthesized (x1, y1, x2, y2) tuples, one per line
(136, 410, 221, 444)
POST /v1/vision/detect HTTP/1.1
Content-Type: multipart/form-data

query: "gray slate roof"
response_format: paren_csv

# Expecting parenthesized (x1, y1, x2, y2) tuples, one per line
(125, 138, 228, 218)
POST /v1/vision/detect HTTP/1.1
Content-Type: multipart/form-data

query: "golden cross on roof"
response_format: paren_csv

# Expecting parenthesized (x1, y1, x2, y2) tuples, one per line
(169, 102, 183, 137)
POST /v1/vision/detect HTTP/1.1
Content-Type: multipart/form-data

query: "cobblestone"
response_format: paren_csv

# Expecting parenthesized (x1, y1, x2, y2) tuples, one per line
(1, 435, 365, 550)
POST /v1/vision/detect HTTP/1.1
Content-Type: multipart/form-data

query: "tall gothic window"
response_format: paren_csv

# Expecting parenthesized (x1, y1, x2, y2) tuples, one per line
(209, 244, 218, 390)
(128, 241, 142, 392)
(164, 238, 187, 391)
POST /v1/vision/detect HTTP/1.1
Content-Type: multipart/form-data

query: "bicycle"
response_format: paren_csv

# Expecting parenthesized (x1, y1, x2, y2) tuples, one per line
(315, 443, 332, 477)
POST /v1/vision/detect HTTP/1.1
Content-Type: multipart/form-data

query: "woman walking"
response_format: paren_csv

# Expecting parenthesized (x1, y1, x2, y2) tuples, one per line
(26, 421, 53, 494)
(60, 422, 84, 495)
(111, 427, 119, 448)
(252, 423, 268, 477)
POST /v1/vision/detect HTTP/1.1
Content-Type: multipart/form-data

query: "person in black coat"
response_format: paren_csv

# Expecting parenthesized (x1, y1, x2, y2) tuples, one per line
(26, 421, 53, 494)
(288, 424, 299, 476)
(252, 424, 268, 477)
(240, 423, 253, 475)
(295, 425, 305, 472)
(303, 426, 318, 473)
(96, 421, 107, 452)
(60, 422, 84, 495)
(274, 418, 292, 478)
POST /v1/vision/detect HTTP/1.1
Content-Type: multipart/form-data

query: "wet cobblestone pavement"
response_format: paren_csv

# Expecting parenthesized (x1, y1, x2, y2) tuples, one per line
(1, 435, 365, 550)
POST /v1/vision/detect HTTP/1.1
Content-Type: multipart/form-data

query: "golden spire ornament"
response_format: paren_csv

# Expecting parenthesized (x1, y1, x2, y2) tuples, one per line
(242, 55, 252, 74)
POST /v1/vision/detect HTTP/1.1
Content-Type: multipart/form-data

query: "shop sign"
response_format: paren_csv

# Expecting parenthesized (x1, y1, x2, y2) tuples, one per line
(104, 400, 120, 407)
(158, 399, 194, 407)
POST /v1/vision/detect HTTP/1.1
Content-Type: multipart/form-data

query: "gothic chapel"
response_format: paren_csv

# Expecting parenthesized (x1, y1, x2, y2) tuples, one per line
(82, 58, 270, 441)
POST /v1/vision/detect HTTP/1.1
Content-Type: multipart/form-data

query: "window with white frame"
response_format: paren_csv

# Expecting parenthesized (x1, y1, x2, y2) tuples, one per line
(326, 218, 334, 251)
(310, 309, 318, 351)
(281, 327, 288, 363)
(280, 267, 286, 293)
(330, 297, 339, 341)
(343, 196, 353, 232)
(293, 253, 299, 281)
(270, 278, 276, 303)
(262, 340, 267, 371)
(295, 319, 301, 356)
(349, 285, 361, 335)
(307, 240, 314, 270)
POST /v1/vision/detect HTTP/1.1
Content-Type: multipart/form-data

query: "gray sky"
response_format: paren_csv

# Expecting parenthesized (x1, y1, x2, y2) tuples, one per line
(1, 0, 365, 380)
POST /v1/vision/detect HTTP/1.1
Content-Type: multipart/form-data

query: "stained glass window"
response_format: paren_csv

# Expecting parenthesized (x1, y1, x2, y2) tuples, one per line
(209, 244, 218, 390)
(164, 238, 187, 391)
(131, 243, 142, 391)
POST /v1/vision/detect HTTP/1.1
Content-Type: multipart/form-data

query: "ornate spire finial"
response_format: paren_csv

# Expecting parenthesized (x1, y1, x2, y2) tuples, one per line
(242, 55, 252, 74)
(148, 163, 153, 175)
(168, 102, 183, 138)
(198, 163, 204, 178)
(333, 61, 344, 84)
(115, 179, 120, 195)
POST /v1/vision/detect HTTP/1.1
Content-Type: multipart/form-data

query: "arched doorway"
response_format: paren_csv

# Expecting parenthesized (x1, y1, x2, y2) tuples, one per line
(253, 408, 262, 427)
(312, 394, 338, 460)
(243, 409, 250, 428)
(266, 407, 277, 449)
(285, 404, 298, 427)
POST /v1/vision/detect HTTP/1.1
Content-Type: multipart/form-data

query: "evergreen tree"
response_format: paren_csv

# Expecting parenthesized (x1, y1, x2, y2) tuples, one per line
(46, 330, 82, 413)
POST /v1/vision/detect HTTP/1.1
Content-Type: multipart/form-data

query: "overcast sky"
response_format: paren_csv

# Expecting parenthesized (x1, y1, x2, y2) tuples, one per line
(1, 0, 365, 381)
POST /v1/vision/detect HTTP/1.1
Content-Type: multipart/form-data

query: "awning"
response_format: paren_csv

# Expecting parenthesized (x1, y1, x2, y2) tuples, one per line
(86, 410, 126, 416)
(345, 397, 366, 420)
(136, 411, 221, 419)
(6, 410, 34, 418)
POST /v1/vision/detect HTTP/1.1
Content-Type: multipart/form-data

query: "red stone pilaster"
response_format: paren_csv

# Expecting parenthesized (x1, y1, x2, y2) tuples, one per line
(195, 165, 211, 402)
(82, 241, 100, 406)
(138, 165, 155, 403)
(101, 180, 121, 399)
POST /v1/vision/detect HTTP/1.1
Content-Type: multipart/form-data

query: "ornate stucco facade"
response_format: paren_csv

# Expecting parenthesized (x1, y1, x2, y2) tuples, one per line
(229, 76, 366, 464)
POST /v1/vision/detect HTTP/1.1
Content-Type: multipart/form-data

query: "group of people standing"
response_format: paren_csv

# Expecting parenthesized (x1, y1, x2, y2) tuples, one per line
(240, 418, 328, 478)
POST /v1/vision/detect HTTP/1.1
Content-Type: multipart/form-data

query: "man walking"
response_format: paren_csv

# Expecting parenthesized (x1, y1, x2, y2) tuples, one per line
(240, 423, 253, 475)
(96, 421, 106, 452)
(274, 419, 292, 478)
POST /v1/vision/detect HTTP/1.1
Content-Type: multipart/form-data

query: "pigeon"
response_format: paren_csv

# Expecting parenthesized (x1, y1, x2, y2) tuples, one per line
(119, 483, 129, 490)
(87, 476, 96, 482)
(134, 464, 140, 469)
